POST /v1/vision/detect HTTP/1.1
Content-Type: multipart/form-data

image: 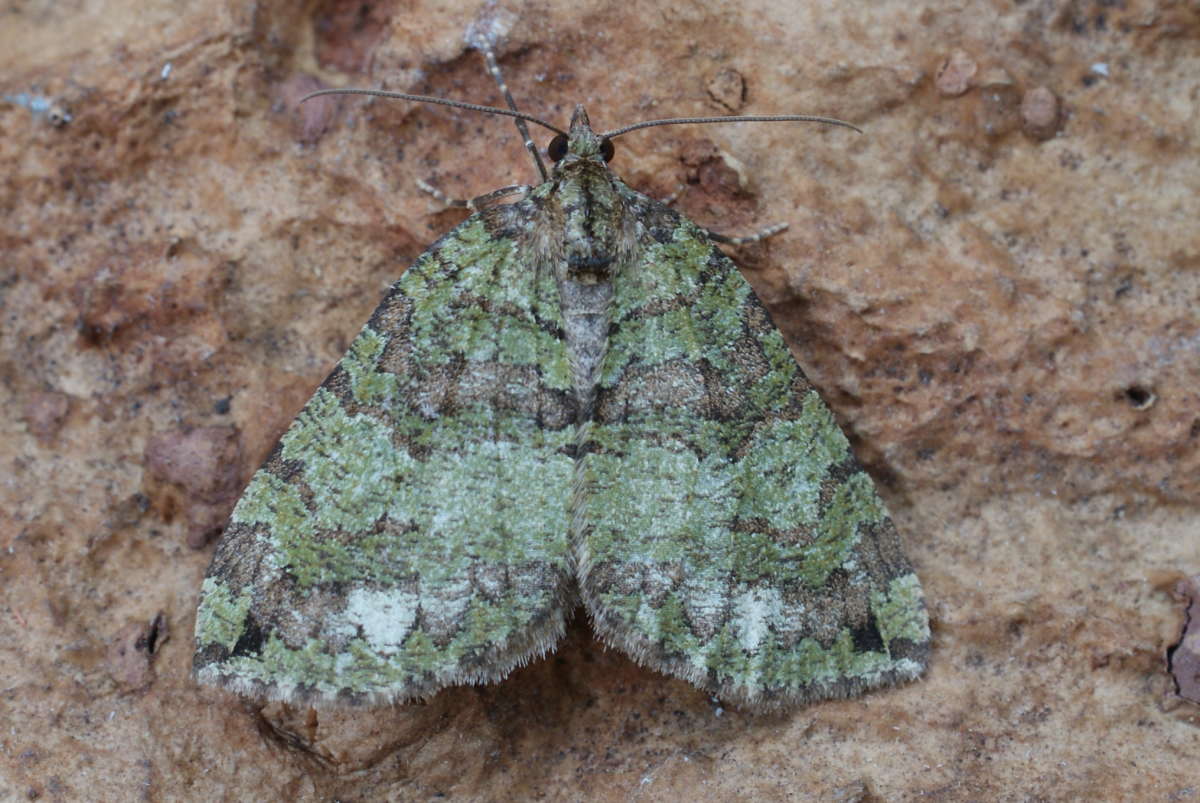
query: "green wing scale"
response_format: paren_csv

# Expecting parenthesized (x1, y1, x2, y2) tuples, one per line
(577, 206, 930, 708)
(194, 213, 578, 703)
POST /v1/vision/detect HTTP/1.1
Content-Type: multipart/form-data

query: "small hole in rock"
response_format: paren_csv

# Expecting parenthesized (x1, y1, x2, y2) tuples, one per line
(1124, 385, 1155, 410)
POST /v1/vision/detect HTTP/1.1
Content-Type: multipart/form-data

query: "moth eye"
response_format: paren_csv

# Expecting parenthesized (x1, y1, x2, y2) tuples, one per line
(547, 134, 568, 162)
(600, 138, 615, 162)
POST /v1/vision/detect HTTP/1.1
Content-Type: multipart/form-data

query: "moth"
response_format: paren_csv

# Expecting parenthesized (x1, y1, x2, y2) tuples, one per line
(193, 48, 930, 710)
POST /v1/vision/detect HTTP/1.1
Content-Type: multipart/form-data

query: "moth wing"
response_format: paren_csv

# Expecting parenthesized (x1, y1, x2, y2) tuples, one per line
(194, 208, 577, 704)
(578, 201, 931, 709)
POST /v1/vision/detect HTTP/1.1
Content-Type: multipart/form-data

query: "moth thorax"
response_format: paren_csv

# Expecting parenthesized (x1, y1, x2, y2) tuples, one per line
(561, 168, 621, 283)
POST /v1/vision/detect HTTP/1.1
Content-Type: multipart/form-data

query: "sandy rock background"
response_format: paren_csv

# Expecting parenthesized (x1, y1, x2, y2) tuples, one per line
(2, 0, 1197, 799)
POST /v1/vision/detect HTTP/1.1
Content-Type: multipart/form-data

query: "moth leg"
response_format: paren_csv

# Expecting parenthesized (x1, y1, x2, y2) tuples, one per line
(417, 179, 531, 211)
(704, 221, 789, 245)
(475, 42, 549, 182)
(657, 185, 788, 245)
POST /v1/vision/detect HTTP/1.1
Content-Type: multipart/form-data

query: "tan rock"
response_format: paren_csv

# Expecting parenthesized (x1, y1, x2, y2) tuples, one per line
(0, 0, 1195, 799)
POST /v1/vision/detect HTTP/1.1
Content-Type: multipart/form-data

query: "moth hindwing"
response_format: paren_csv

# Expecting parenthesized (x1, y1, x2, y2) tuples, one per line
(193, 53, 930, 710)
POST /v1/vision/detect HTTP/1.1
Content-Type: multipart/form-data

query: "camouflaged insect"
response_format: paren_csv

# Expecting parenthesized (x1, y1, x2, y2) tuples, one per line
(193, 52, 931, 710)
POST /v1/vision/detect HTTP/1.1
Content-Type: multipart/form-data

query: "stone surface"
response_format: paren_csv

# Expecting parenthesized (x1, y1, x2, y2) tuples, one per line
(1171, 577, 1200, 705)
(935, 49, 977, 97)
(1, 0, 1197, 799)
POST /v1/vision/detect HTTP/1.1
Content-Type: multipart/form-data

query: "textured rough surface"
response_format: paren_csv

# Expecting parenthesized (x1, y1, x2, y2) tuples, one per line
(2, 0, 1199, 799)
(194, 106, 928, 709)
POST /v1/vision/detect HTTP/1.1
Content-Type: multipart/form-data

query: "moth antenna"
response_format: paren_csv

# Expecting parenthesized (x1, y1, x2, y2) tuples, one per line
(476, 44, 550, 182)
(601, 114, 862, 140)
(299, 88, 568, 137)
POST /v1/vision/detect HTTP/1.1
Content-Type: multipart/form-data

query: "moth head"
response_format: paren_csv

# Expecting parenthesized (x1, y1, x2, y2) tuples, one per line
(547, 105, 615, 164)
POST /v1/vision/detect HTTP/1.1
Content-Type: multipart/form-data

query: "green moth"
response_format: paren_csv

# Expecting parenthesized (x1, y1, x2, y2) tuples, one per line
(193, 49, 931, 710)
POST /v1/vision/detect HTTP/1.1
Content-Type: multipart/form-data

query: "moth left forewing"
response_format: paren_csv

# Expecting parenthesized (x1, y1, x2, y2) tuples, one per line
(194, 206, 578, 705)
(577, 198, 931, 709)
